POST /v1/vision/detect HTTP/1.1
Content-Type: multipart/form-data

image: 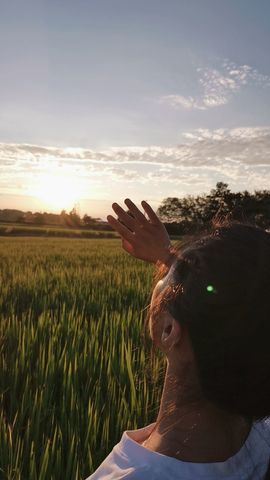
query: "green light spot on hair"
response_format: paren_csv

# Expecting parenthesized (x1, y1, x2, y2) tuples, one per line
(207, 285, 214, 292)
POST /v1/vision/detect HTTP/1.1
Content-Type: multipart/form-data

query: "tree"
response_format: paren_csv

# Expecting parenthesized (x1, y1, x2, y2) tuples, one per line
(33, 212, 45, 225)
(157, 182, 270, 233)
(157, 197, 183, 223)
(82, 214, 99, 226)
(202, 182, 232, 224)
(158, 195, 204, 234)
(69, 207, 81, 227)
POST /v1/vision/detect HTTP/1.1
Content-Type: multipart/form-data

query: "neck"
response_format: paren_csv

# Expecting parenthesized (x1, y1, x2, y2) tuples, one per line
(143, 361, 251, 462)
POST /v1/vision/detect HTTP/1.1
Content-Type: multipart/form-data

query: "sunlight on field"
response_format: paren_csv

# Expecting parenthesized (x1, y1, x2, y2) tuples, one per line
(0, 238, 164, 479)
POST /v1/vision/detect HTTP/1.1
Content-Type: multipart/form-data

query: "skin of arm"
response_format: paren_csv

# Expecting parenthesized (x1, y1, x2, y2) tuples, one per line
(107, 198, 177, 267)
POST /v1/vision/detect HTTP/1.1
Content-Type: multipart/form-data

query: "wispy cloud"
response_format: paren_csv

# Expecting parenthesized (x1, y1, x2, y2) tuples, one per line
(160, 60, 270, 110)
(159, 95, 206, 110)
(0, 126, 270, 196)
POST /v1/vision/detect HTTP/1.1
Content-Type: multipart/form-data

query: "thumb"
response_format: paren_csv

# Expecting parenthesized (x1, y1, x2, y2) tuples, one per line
(122, 238, 135, 255)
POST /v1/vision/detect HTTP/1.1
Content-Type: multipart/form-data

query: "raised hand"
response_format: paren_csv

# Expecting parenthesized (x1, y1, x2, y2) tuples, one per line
(107, 198, 175, 265)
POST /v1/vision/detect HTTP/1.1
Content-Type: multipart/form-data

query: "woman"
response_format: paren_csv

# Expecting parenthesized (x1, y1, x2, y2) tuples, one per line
(87, 198, 270, 479)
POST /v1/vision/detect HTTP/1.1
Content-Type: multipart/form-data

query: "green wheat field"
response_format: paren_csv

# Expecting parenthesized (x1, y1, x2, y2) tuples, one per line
(0, 237, 166, 480)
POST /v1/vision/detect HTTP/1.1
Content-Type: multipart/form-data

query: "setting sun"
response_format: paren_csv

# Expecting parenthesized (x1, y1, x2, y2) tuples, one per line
(33, 174, 81, 211)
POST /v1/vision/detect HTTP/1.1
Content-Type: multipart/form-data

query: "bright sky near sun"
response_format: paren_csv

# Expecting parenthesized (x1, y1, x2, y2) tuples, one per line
(0, 0, 270, 218)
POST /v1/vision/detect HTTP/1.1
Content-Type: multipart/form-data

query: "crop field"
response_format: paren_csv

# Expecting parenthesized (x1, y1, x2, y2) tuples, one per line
(0, 237, 165, 479)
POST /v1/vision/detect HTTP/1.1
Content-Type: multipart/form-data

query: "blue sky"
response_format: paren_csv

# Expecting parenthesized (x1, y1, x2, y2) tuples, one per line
(0, 0, 270, 218)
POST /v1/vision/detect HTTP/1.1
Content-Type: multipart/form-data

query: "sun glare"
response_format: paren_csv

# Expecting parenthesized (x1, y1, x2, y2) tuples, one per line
(34, 174, 81, 211)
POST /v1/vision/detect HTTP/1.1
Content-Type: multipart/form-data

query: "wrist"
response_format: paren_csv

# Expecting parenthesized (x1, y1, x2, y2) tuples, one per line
(156, 244, 176, 268)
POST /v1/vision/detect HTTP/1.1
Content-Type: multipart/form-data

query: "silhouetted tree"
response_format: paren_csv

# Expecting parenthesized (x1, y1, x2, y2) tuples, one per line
(33, 213, 45, 225)
(69, 207, 81, 227)
(82, 214, 101, 226)
(158, 182, 270, 234)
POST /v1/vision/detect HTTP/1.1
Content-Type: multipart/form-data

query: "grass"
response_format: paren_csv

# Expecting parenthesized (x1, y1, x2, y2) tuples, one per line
(0, 237, 166, 479)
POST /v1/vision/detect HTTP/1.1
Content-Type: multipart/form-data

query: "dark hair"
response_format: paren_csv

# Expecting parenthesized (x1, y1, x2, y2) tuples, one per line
(147, 220, 270, 477)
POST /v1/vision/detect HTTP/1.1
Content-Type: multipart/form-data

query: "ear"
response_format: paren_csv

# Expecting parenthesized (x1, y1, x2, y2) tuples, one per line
(160, 312, 182, 353)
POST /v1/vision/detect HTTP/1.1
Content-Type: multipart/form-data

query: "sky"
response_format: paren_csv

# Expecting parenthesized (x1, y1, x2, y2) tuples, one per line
(0, 0, 270, 219)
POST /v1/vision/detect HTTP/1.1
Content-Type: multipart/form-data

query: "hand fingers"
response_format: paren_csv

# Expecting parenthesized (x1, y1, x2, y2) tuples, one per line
(141, 200, 160, 224)
(107, 215, 134, 242)
(112, 203, 136, 231)
(124, 198, 148, 224)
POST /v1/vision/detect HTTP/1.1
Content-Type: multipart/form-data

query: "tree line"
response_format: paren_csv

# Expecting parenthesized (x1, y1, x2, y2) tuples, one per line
(157, 182, 270, 235)
(0, 208, 106, 229)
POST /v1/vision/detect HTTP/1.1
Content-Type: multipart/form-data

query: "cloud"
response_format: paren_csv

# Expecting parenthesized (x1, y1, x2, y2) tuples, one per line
(160, 60, 270, 110)
(179, 126, 270, 165)
(104, 167, 139, 180)
(0, 126, 270, 196)
(1, 127, 270, 170)
(160, 95, 205, 110)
